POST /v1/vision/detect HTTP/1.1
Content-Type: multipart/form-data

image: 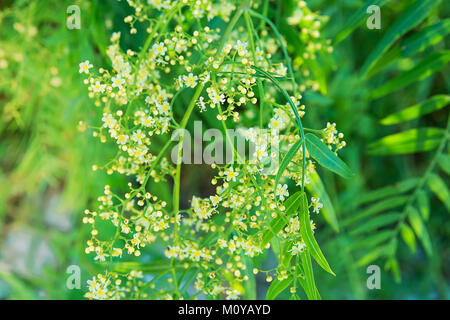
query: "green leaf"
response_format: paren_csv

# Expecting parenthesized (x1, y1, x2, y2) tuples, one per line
(356, 242, 393, 267)
(333, 0, 389, 45)
(243, 257, 257, 299)
(361, 0, 442, 76)
(368, 127, 445, 155)
(266, 275, 293, 300)
(385, 257, 401, 283)
(305, 133, 353, 178)
(437, 154, 450, 175)
(0, 270, 37, 299)
(416, 189, 430, 220)
(252, 65, 307, 189)
(306, 170, 339, 232)
(301, 250, 321, 300)
(400, 223, 417, 253)
(402, 19, 450, 56)
(427, 173, 450, 212)
(380, 95, 450, 125)
(356, 178, 418, 206)
(281, 241, 294, 267)
(261, 191, 303, 248)
(298, 192, 335, 275)
(368, 19, 450, 77)
(344, 196, 408, 226)
(371, 51, 450, 99)
(349, 230, 396, 250)
(349, 212, 402, 236)
(407, 206, 432, 256)
(275, 139, 301, 187)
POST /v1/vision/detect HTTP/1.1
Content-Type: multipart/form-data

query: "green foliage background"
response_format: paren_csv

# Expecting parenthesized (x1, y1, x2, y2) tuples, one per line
(0, 0, 448, 299)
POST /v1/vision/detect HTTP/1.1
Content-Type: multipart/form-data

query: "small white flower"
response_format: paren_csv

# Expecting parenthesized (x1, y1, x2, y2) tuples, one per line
(92, 81, 106, 93)
(152, 42, 167, 57)
(234, 40, 248, 56)
(183, 73, 198, 88)
(111, 76, 125, 89)
(289, 217, 300, 233)
(255, 47, 264, 61)
(116, 134, 129, 145)
(79, 60, 93, 74)
(254, 144, 268, 160)
(269, 116, 283, 131)
(245, 128, 257, 142)
(208, 87, 225, 104)
(197, 96, 207, 112)
(311, 197, 323, 214)
(224, 167, 238, 181)
(226, 289, 240, 300)
(289, 241, 306, 256)
(210, 195, 221, 206)
(102, 113, 117, 129)
(276, 184, 289, 201)
(110, 32, 121, 42)
(157, 101, 170, 115)
(132, 130, 146, 144)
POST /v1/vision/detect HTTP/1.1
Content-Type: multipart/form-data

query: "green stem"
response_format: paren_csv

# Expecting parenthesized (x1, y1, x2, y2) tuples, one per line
(141, 138, 173, 189)
(244, 11, 266, 129)
(249, 9, 297, 95)
(173, 84, 205, 216)
(217, 0, 250, 53)
(139, 4, 181, 60)
(395, 112, 450, 233)
(252, 66, 306, 192)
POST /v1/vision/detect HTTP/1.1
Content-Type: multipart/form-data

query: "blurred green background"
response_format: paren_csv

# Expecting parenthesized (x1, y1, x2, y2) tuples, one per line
(0, 0, 448, 299)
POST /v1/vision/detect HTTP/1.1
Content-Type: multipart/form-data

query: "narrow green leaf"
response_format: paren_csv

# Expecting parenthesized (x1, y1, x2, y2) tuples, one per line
(266, 275, 293, 300)
(400, 223, 417, 253)
(371, 51, 450, 99)
(416, 189, 430, 220)
(348, 230, 396, 250)
(301, 250, 321, 300)
(275, 140, 301, 187)
(356, 245, 388, 267)
(368, 19, 450, 77)
(356, 178, 418, 206)
(403, 19, 450, 56)
(243, 257, 257, 299)
(298, 192, 335, 275)
(407, 206, 432, 256)
(349, 212, 402, 236)
(344, 196, 408, 226)
(427, 173, 450, 212)
(305, 133, 353, 178)
(437, 154, 450, 175)
(361, 0, 442, 76)
(252, 65, 307, 190)
(0, 270, 37, 299)
(333, 0, 389, 45)
(381, 95, 450, 125)
(368, 127, 445, 155)
(385, 257, 401, 283)
(261, 191, 303, 248)
(306, 170, 339, 232)
(281, 241, 294, 267)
